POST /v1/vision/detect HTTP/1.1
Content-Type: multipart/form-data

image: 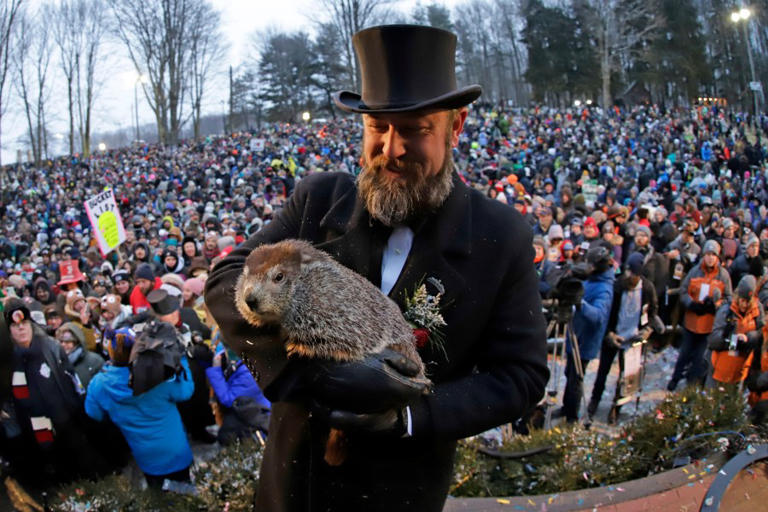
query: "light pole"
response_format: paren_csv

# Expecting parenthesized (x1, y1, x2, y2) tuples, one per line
(730, 7, 762, 116)
(134, 73, 148, 142)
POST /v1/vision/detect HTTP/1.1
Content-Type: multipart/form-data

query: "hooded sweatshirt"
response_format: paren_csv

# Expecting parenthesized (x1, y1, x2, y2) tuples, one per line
(85, 357, 194, 475)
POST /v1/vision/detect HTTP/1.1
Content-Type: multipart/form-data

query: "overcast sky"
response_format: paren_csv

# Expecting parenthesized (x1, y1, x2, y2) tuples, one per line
(2, 0, 460, 163)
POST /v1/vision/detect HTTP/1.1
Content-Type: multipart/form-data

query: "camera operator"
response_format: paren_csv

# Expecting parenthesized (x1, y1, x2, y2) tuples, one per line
(587, 252, 658, 417)
(561, 243, 615, 422)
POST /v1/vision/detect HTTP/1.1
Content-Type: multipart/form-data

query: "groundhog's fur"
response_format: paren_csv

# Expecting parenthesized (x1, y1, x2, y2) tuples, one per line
(235, 239, 426, 374)
(235, 239, 429, 466)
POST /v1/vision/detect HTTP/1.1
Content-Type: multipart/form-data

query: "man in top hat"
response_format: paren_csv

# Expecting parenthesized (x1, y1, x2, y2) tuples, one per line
(206, 24, 547, 512)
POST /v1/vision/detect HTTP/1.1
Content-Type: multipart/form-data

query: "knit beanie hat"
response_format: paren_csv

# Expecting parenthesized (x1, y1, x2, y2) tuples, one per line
(135, 263, 154, 282)
(635, 225, 651, 237)
(183, 277, 204, 297)
(626, 252, 645, 275)
(736, 275, 757, 300)
(703, 239, 721, 257)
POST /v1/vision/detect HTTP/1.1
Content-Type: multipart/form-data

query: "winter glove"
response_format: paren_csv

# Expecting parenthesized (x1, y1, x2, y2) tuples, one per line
(688, 301, 706, 315)
(325, 407, 408, 437)
(304, 349, 428, 414)
(742, 331, 763, 353)
(702, 297, 717, 314)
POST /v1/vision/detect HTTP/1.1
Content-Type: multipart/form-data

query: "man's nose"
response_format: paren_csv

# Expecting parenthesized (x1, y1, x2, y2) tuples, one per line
(382, 127, 406, 160)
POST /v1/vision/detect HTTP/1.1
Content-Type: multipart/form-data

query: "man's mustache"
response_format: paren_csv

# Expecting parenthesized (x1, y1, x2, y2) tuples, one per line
(367, 155, 423, 175)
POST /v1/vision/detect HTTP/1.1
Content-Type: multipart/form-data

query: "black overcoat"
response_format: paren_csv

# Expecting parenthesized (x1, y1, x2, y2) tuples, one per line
(205, 171, 548, 512)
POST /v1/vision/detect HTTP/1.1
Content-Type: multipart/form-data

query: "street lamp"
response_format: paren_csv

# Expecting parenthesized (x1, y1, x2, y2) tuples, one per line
(730, 6, 762, 116)
(98, 142, 107, 152)
(302, 111, 311, 123)
(134, 73, 148, 142)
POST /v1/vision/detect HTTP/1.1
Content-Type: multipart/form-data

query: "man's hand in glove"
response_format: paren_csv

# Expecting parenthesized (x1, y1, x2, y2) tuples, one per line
(702, 297, 717, 314)
(688, 301, 706, 315)
(285, 348, 428, 414)
(325, 407, 408, 437)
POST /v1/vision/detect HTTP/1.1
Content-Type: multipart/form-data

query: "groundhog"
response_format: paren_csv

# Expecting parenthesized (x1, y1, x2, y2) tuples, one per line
(234, 238, 429, 465)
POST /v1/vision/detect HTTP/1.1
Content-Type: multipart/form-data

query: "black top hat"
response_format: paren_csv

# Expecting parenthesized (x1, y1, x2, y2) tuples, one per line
(334, 25, 482, 113)
(147, 289, 180, 316)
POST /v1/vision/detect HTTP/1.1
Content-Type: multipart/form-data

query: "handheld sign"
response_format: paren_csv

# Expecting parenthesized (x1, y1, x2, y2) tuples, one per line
(84, 188, 126, 257)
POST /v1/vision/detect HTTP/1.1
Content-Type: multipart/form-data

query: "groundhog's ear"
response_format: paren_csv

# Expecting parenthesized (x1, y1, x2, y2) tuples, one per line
(300, 251, 314, 265)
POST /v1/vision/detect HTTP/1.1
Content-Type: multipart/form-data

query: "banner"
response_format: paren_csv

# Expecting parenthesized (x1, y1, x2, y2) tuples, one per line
(84, 188, 126, 256)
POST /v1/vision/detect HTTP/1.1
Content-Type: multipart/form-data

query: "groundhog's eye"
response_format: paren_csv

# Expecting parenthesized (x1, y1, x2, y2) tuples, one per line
(274, 272, 284, 283)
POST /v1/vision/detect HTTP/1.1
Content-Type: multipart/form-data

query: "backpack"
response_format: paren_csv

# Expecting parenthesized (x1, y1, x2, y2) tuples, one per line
(129, 320, 184, 395)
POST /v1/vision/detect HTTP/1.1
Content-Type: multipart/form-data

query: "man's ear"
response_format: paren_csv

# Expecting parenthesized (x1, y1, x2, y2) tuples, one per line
(451, 108, 469, 148)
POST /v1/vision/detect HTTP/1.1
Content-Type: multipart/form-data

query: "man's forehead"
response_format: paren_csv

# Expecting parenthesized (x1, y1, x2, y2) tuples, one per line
(363, 109, 451, 124)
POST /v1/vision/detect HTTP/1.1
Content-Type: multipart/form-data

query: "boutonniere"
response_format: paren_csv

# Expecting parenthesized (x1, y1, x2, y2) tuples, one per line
(404, 277, 447, 351)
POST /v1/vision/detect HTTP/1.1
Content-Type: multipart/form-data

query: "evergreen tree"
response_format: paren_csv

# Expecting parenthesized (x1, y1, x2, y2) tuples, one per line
(637, 0, 710, 104)
(523, 0, 598, 105)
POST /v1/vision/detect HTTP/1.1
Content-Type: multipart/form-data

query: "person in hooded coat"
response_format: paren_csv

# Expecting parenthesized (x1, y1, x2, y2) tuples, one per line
(85, 326, 195, 489)
(55, 322, 104, 388)
(32, 277, 55, 306)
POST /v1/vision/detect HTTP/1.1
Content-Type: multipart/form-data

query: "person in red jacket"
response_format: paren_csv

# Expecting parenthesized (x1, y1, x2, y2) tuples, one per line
(129, 263, 162, 314)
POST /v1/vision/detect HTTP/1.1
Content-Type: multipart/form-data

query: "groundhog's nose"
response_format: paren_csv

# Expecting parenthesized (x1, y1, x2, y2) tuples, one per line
(245, 293, 259, 311)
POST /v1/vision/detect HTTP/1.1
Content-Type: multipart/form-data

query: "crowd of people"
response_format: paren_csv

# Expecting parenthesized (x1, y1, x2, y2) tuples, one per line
(0, 102, 767, 491)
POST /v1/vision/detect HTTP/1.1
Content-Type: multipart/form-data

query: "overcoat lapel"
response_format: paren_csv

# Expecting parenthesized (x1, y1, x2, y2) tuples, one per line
(388, 175, 470, 324)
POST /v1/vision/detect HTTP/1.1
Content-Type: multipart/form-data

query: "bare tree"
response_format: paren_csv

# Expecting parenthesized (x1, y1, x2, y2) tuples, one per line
(187, 0, 226, 139)
(112, 0, 221, 145)
(14, 11, 53, 166)
(50, 0, 107, 157)
(315, 0, 392, 91)
(0, 0, 24, 164)
(576, 0, 663, 108)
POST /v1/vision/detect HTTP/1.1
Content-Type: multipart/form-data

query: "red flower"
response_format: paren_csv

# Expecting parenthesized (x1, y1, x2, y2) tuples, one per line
(413, 328, 429, 349)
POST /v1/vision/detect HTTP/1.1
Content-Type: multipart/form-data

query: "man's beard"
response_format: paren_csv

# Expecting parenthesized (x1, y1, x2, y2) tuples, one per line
(357, 146, 454, 227)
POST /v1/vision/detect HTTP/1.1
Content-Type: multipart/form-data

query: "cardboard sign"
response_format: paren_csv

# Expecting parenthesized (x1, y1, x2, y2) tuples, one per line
(84, 188, 126, 257)
(250, 138, 265, 152)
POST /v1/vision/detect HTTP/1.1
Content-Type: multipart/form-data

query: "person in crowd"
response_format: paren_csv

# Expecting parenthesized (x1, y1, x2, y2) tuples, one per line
(588, 252, 658, 417)
(55, 322, 104, 388)
(0, 299, 107, 484)
(562, 244, 615, 422)
(129, 263, 162, 314)
(85, 326, 195, 489)
(111, 270, 133, 306)
(730, 233, 764, 288)
(669, 240, 733, 390)
(206, 345, 271, 445)
(706, 275, 763, 388)
(63, 289, 97, 352)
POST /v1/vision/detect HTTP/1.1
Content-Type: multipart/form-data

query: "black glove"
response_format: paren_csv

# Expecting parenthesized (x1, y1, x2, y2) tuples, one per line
(305, 349, 428, 414)
(688, 301, 705, 315)
(325, 407, 407, 437)
(702, 297, 717, 314)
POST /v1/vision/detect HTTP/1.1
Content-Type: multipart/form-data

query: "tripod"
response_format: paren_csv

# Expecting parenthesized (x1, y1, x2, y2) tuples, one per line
(543, 301, 590, 430)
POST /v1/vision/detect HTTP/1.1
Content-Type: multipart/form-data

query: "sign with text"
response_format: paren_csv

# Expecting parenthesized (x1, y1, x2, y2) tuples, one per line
(84, 188, 126, 256)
